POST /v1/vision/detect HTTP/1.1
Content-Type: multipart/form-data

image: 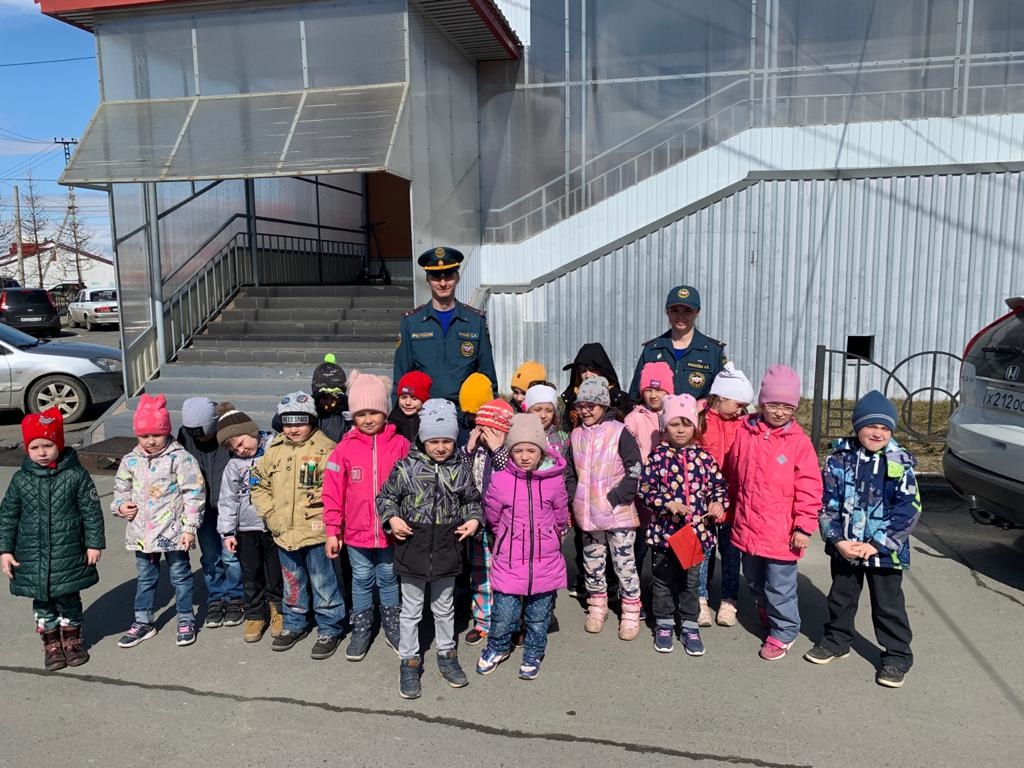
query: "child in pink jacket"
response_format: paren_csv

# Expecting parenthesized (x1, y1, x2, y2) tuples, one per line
(323, 371, 410, 661)
(725, 365, 823, 661)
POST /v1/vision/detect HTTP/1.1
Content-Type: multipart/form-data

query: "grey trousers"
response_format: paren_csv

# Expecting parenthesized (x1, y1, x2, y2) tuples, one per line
(399, 576, 456, 659)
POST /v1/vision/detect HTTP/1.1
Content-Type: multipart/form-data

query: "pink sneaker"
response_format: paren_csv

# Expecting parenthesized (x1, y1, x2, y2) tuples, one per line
(759, 636, 793, 661)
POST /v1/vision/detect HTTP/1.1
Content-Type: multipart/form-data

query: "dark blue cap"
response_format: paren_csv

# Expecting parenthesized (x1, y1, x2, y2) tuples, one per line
(418, 246, 464, 272)
(665, 285, 701, 310)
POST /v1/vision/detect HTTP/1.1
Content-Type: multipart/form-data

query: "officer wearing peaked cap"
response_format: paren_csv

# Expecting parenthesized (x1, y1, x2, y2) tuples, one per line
(392, 246, 497, 405)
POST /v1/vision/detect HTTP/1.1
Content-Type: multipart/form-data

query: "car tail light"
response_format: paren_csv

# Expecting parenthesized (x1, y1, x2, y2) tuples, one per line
(96, 306, 111, 313)
(45, 291, 56, 309)
(0, 292, 6, 312)
(960, 308, 1022, 378)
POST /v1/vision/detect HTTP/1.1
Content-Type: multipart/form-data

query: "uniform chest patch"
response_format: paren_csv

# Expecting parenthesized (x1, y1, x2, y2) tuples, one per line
(460, 341, 475, 357)
(457, 331, 480, 340)
(688, 371, 706, 389)
(411, 331, 434, 340)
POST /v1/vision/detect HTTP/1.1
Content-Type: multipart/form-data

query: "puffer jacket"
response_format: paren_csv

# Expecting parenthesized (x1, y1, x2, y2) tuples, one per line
(484, 452, 569, 596)
(699, 405, 742, 468)
(819, 437, 921, 569)
(250, 429, 336, 551)
(112, 440, 205, 552)
(725, 415, 823, 562)
(0, 449, 105, 599)
(322, 423, 410, 548)
(217, 432, 273, 535)
(176, 427, 229, 514)
(639, 442, 727, 549)
(376, 448, 483, 581)
(624, 404, 663, 461)
(567, 412, 641, 531)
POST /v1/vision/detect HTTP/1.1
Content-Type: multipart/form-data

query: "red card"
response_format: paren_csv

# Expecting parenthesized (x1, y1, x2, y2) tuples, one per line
(668, 525, 705, 569)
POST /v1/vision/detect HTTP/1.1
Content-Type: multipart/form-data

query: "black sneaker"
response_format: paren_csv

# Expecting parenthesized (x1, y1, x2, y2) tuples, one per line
(653, 625, 674, 653)
(400, 656, 423, 699)
(437, 649, 469, 688)
(876, 665, 906, 688)
(464, 627, 486, 646)
(271, 628, 308, 652)
(204, 602, 226, 629)
(223, 600, 245, 627)
(310, 633, 341, 660)
(117, 622, 157, 648)
(803, 644, 850, 665)
(345, 609, 374, 661)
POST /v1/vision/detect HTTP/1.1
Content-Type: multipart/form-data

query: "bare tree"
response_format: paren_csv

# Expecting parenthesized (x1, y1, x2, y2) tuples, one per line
(0, 191, 14, 259)
(20, 173, 51, 288)
(54, 189, 94, 284)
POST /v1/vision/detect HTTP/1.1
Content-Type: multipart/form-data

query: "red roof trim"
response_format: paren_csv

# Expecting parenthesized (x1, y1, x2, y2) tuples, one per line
(37, 0, 188, 13)
(467, 0, 520, 60)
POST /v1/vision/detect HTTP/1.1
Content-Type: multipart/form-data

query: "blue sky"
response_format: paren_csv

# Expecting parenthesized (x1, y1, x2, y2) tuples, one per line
(0, 0, 111, 257)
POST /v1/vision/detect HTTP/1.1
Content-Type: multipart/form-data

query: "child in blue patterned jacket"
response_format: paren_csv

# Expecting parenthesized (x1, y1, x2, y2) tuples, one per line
(805, 390, 921, 689)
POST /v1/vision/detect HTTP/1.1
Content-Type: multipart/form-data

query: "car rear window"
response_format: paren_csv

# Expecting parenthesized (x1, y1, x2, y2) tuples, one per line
(90, 290, 117, 302)
(967, 310, 1024, 380)
(4, 290, 52, 308)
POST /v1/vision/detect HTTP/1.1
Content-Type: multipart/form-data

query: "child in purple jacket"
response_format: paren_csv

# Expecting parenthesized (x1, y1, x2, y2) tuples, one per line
(476, 414, 569, 681)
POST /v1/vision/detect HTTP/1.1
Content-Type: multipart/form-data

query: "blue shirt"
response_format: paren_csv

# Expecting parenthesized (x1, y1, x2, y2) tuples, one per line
(435, 307, 456, 337)
(673, 348, 687, 361)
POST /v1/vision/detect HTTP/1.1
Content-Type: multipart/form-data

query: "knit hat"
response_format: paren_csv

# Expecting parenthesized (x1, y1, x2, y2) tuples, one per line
(852, 390, 897, 432)
(22, 407, 64, 453)
(133, 393, 172, 436)
(216, 401, 259, 446)
(758, 365, 801, 408)
(639, 362, 675, 394)
(659, 394, 699, 430)
(311, 353, 347, 395)
(347, 370, 391, 416)
(511, 360, 546, 392)
(418, 398, 458, 442)
(476, 398, 515, 433)
(397, 371, 432, 402)
(277, 391, 318, 425)
(505, 413, 549, 451)
(524, 383, 559, 411)
(459, 372, 494, 415)
(709, 362, 754, 404)
(181, 397, 218, 438)
(575, 376, 611, 407)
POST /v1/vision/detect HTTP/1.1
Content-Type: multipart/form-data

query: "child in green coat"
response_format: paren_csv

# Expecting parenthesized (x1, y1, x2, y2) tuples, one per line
(0, 408, 105, 671)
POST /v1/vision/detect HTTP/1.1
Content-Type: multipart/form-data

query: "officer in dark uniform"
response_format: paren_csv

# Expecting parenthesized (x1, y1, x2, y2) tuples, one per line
(392, 246, 497, 405)
(628, 285, 727, 400)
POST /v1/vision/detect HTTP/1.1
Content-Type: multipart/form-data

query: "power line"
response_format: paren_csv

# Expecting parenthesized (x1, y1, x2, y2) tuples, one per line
(0, 55, 95, 68)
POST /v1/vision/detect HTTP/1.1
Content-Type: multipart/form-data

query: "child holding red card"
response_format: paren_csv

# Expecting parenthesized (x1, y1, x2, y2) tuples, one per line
(638, 394, 727, 656)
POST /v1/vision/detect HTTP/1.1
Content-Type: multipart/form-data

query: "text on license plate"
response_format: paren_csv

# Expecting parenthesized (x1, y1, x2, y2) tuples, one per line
(983, 386, 1024, 414)
(19, 317, 42, 322)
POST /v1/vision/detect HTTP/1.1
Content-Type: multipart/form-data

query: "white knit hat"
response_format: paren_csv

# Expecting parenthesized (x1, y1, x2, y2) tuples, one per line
(524, 383, 559, 411)
(709, 363, 754, 404)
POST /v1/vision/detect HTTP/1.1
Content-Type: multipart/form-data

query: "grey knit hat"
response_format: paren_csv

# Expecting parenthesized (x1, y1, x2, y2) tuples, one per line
(575, 376, 611, 407)
(418, 398, 458, 442)
(278, 391, 318, 425)
(182, 397, 218, 437)
(216, 401, 259, 446)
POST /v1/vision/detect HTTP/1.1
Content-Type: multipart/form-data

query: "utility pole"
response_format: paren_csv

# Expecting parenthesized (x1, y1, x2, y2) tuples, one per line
(54, 137, 78, 163)
(13, 185, 25, 284)
(68, 189, 84, 283)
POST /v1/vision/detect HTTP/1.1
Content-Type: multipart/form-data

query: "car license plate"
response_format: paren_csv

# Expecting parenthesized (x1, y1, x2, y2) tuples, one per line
(983, 386, 1024, 415)
(19, 317, 42, 322)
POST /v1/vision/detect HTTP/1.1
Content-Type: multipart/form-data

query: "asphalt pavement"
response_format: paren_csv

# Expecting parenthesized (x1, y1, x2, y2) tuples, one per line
(0, 472, 1020, 768)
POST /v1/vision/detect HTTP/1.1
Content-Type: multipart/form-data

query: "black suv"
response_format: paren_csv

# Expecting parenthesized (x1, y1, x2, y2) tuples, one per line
(0, 288, 61, 337)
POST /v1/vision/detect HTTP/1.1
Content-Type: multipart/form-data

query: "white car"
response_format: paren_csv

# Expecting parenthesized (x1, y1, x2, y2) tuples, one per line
(944, 296, 1024, 528)
(67, 287, 119, 331)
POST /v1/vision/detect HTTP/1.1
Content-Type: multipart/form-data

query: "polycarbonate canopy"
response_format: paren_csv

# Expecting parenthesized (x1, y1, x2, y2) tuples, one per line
(61, 82, 407, 183)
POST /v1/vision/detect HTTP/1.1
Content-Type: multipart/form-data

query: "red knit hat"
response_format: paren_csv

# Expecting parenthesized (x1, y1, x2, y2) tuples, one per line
(396, 371, 432, 403)
(476, 398, 515, 433)
(133, 393, 172, 436)
(22, 407, 64, 453)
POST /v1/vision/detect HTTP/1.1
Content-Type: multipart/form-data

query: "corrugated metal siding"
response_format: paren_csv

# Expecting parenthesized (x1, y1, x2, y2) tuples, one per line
(488, 172, 1024, 396)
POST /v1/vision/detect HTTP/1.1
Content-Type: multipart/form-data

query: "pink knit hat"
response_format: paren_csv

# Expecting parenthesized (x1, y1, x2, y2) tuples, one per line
(659, 394, 699, 430)
(133, 393, 172, 436)
(347, 370, 391, 416)
(758, 365, 801, 408)
(476, 398, 515, 433)
(639, 362, 675, 394)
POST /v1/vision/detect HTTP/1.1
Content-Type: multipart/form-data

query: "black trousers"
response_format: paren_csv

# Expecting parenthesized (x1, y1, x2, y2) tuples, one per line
(235, 530, 284, 621)
(821, 556, 913, 671)
(650, 548, 700, 625)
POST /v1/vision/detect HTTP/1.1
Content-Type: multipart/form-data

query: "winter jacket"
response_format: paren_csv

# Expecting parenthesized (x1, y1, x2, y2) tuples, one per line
(217, 432, 273, 536)
(460, 442, 509, 494)
(725, 416, 823, 562)
(387, 405, 420, 443)
(112, 440, 205, 552)
(317, 401, 351, 444)
(566, 412, 642, 531)
(560, 343, 633, 430)
(638, 443, 727, 549)
(0, 450, 105, 599)
(698, 406, 742, 468)
(176, 427, 230, 514)
(250, 429, 336, 552)
(546, 425, 576, 499)
(819, 437, 921, 569)
(624, 405, 663, 461)
(376, 448, 483, 581)
(484, 453, 570, 596)
(322, 423, 410, 548)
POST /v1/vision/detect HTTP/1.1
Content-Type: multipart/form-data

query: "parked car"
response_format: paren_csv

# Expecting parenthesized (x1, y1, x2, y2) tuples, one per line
(0, 322, 122, 423)
(0, 288, 61, 337)
(48, 281, 87, 315)
(67, 286, 119, 331)
(944, 296, 1024, 528)
(0, 276, 20, 288)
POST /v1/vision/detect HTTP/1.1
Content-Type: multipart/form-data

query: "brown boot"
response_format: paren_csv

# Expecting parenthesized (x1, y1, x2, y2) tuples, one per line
(61, 625, 90, 667)
(618, 598, 642, 641)
(42, 629, 67, 672)
(268, 602, 284, 638)
(584, 594, 609, 633)
(244, 619, 267, 643)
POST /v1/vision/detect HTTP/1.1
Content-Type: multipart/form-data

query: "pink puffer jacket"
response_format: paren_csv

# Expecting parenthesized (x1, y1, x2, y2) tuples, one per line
(484, 452, 570, 595)
(570, 418, 640, 531)
(724, 415, 823, 561)
(624, 405, 662, 461)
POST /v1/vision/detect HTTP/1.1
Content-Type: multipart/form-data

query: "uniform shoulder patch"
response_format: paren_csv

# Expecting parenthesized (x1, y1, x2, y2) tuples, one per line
(642, 337, 661, 347)
(403, 303, 428, 319)
(460, 303, 486, 318)
(707, 336, 726, 348)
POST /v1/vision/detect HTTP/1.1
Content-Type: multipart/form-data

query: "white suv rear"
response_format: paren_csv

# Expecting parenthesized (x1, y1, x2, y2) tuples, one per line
(944, 296, 1024, 528)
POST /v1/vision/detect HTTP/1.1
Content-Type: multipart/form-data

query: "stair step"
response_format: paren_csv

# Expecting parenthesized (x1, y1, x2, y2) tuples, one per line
(217, 307, 406, 323)
(244, 285, 412, 298)
(158, 364, 325, 380)
(175, 347, 394, 366)
(190, 337, 394, 351)
(233, 295, 412, 310)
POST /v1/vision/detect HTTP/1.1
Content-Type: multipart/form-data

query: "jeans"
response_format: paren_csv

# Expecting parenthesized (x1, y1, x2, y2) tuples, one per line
(697, 523, 742, 602)
(742, 553, 800, 644)
(197, 513, 243, 605)
(278, 544, 347, 636)
(235, 530, 283, 620)
(650, 548, 700, 629)
(33, 592, 83, 632)
(134, 551, 194, 624)
(399, 577, 455, 659)
(486, 590, 555, 661)
(347, 545, 400, 614)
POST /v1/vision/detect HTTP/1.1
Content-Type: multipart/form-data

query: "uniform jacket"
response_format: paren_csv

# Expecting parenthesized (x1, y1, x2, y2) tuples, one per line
(217, 432, 273, 536)
(376, 448, 483, 581)
(484, 452, 570, 596)
(249, 430, 336, 551)
(322, 423, 410, 548)
(819, 437, 921, 569)
(698, 405, 742, 468)
(392, 301, 497, 404)
(176, 427, 229, 514)
(0, 450, 105, 599)
(638, 443, 727, 549)
(725, 416, 823, 562)
(112, 440, 206, 552)
(628, 329, 727, 401)
(567, 413, 641, 531)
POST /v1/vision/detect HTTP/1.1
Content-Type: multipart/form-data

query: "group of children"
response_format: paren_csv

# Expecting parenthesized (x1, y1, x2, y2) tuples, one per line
(0, 347, 922, 693)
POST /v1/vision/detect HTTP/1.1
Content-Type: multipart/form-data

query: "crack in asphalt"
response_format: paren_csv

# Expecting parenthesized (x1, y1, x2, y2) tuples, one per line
(914, 524, 1024, 609)
(0, 664, 811, 768)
